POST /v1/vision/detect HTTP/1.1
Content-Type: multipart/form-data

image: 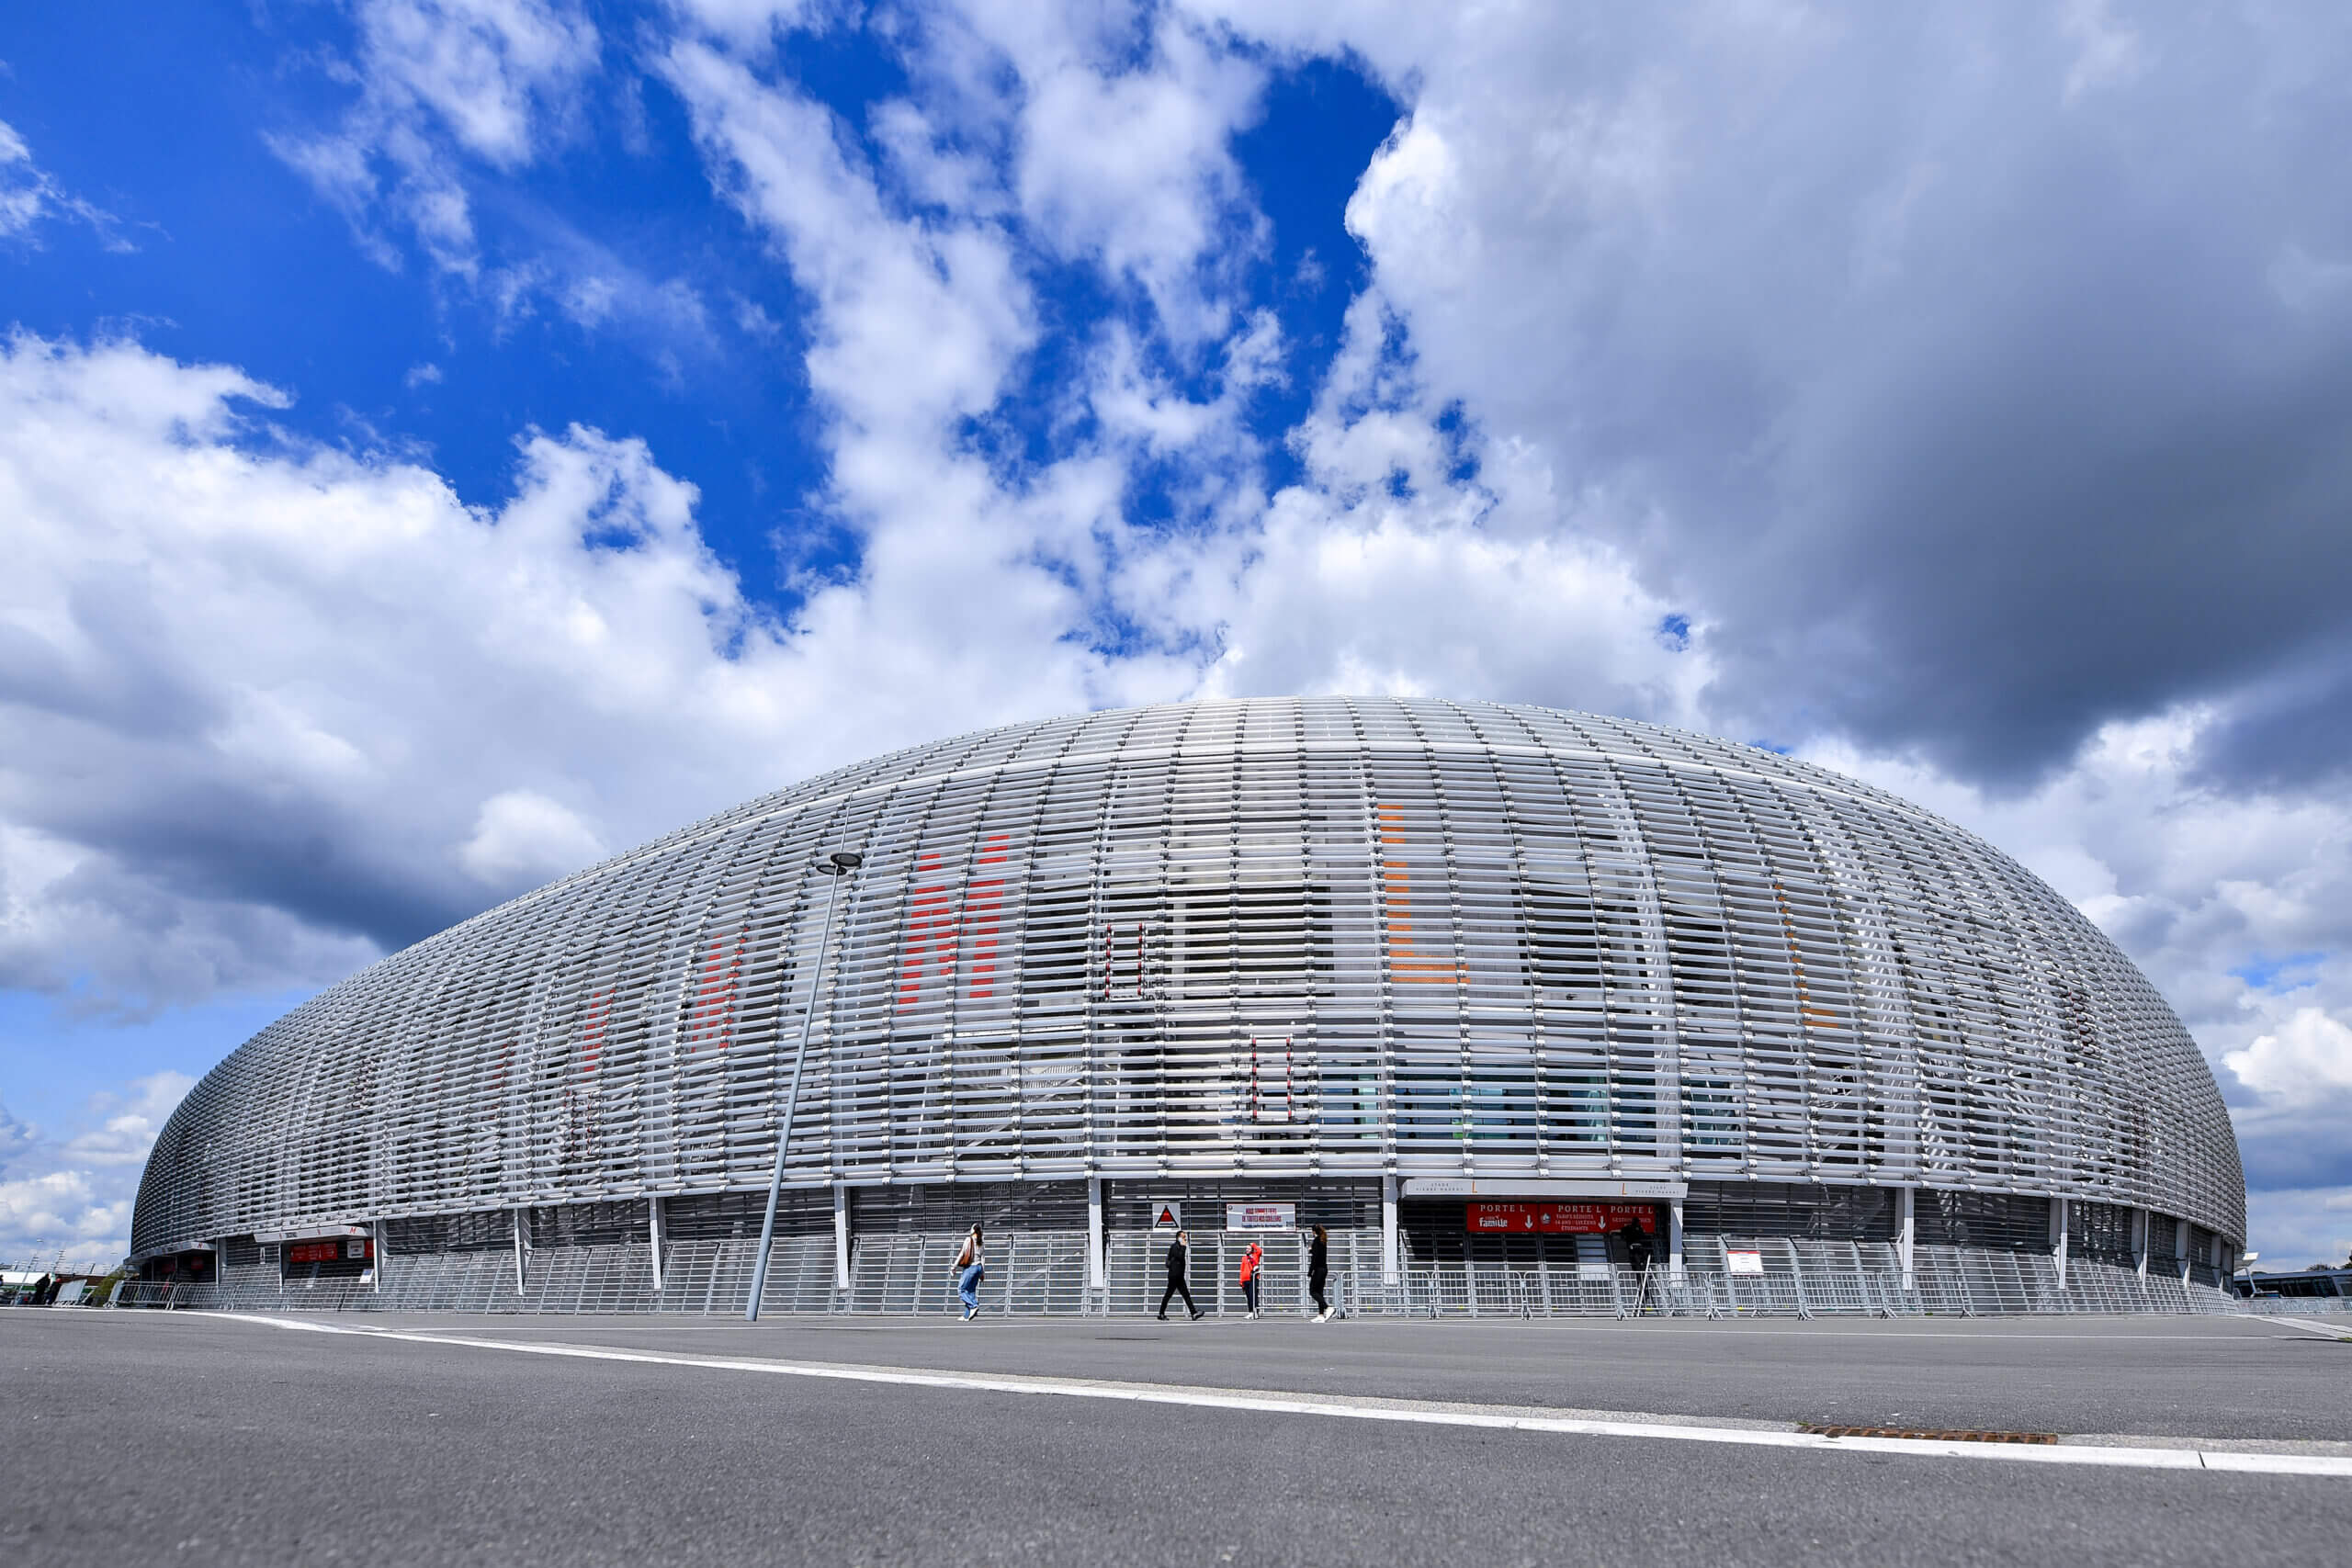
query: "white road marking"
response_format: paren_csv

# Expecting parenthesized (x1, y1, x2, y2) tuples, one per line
(200, 1312, 2352, 1479)
(2263, 1316, 2352, 1339)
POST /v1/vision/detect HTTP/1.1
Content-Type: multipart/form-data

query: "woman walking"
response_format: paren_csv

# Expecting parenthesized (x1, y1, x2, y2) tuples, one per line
(954, 1224, 986, 1322)
(1238, 1238, 1263, 1318)
(1307, 1224, 1333, 1321)
(1157, 1228, 1203, 1320)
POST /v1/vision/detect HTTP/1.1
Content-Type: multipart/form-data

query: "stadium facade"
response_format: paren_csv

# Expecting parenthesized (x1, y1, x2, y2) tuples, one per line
(129, 697, 2245, 1316)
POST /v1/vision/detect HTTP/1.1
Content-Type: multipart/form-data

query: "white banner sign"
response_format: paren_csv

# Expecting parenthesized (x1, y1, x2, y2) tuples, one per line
(1725, 1249, 1766, 1276)
(1225, 1202, 1295, 1231)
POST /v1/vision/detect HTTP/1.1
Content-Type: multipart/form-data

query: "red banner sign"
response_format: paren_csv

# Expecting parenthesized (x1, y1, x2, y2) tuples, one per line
(286, 1238, 371, 1265)
(1466, 1201, 1656, 1235)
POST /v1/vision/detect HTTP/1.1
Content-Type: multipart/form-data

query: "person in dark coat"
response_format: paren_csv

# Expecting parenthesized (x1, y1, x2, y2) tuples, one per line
(1619, 1218, 1654, 1276)
(1158, 1229, 1204, 1320)
(1307, 1224, 1333, 1321)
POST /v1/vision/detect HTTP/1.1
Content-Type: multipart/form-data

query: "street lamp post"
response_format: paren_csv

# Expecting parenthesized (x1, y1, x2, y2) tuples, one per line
(746, 850, 862, 1322)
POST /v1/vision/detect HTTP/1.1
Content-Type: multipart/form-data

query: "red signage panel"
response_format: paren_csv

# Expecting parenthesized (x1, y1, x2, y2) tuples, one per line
(1466, 1201, 1657, 1235)
(285, 1238, 373, 1264)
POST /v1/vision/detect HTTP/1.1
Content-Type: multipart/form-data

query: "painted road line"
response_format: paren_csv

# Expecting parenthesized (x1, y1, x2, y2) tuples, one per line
(2265, 1316, 2352, 1339)
(202, 1313, 2352, 1478)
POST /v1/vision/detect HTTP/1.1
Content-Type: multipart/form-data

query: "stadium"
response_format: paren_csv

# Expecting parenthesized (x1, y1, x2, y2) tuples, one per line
(128, 697, 2245, 1316)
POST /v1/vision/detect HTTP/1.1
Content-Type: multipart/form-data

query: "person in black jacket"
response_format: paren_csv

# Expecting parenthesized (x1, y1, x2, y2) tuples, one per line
(1307, 1224, 1333, 1321)
(1619, 1218, 1654, 1276)
(1158, 1229, 1204, 1320)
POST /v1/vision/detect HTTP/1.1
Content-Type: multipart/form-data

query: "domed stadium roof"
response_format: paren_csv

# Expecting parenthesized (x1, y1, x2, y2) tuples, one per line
(132, 696, 2244, 1255)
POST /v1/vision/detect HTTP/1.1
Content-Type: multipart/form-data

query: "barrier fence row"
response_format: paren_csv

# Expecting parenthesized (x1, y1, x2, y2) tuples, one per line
(85, 1228, 2315, 1319)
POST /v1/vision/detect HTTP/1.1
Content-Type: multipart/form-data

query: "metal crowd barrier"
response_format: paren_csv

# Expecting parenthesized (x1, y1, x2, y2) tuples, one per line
(97, 1228, 2258, 1319)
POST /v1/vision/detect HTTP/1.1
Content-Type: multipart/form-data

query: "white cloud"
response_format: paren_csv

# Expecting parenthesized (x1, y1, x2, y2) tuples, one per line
(59, 1072, 195, 1168)
(0, 324, 1146, 1011)
(2228, 1010, 2352, 1109)
(2059, 0, 2151, 104)
(0, 1072, 191, 1265)
(0, 117, 127, 250)
(271, 0, 602, 275)
(0, 1170, 124, 1262)
(657, 17, 1697, 749)
(666, 0, 830, 53)
(0, 1100, 33, 1165)
(1001, 9, 1269, 342)
(358, 0, 601, 166)
(458, 789, 606, 885)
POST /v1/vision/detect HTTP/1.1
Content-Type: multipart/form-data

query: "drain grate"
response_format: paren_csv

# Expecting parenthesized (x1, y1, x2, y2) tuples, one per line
(1800, 1422, 2056, 1444)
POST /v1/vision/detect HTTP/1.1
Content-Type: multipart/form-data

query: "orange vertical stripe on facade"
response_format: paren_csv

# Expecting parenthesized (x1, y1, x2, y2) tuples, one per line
(1377, 803, 1465, 985)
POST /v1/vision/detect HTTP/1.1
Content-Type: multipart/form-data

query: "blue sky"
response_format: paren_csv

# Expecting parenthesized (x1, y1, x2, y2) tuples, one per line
(3, 1, 2350, 1270)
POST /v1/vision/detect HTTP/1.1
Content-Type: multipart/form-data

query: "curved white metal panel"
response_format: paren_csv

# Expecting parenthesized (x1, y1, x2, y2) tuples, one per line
(131, 696, 2244, 1252)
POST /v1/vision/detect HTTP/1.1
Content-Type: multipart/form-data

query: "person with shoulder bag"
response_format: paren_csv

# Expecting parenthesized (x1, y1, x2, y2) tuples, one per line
(1238, 1238, 1263, 1318)
(954, 1224, 986, 1322)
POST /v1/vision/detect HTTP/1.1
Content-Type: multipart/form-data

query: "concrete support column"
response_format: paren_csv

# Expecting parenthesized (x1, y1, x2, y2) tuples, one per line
(832, 1182, 852, 1292)
(372, 1218, 386, 1292)
(1668, 1198, 1687, 1279)
(2132, 1206, 2149, 1280)
(1381, 1173, 1400, 1283)
(2050, 1196, 2070, 1290)
(649, 1195, 665, 1292)
(1896, 1187, 1916, 1290)
(512, 1207, 526, 1295)
(1086, 1177, 1106, 1290)
(2175, 1217, 2191, 1282)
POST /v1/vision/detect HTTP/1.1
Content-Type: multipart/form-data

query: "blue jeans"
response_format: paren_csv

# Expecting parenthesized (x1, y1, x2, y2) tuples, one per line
(958, 1263, 984, 1313)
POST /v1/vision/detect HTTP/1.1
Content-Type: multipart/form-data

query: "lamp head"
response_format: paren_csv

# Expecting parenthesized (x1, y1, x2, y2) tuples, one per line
(825, 851, 864, 874)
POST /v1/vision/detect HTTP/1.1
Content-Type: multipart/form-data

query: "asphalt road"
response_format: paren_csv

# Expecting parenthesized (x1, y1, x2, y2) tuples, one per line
(6, 1310, 2348, 1567)
(404, 1308, 2352, 1442)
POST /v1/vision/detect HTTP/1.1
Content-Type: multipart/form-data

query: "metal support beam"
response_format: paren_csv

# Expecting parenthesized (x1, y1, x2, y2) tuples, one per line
(832, 1182, 852, 1292)
(512, 1207, 526, 1295)
(1381, 1173, 1400, 1283)
(372, 1217, 386, 1292)
(1668, 1197, 1686, 1279)
(649, 1195, 664, 1292)
(2133, 1206, 2149, 1280)
(2050, 1196, 2069, 1291)
(1896, 1187, 1916, 1291)
(2176, 1217, 2191, 1282)
(1085, 1177, 1105, 1290)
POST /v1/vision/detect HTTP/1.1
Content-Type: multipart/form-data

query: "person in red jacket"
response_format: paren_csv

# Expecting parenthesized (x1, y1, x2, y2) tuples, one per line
(1239, 1238, 1263, 1318)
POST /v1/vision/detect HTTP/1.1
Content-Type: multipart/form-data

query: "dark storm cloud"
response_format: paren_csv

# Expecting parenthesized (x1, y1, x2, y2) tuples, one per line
(1708, 249, 2352, 785)
(0, 571, 494, 961)
(2239, 1110, 2352, 1192)
(1346, 1, 2352, 786)
(2189, 638, 2352, 791)
(64, 784, 471, 951)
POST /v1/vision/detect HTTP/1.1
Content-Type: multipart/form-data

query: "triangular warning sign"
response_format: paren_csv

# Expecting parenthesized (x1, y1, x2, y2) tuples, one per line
(1157, 1205, 1178, 1226)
